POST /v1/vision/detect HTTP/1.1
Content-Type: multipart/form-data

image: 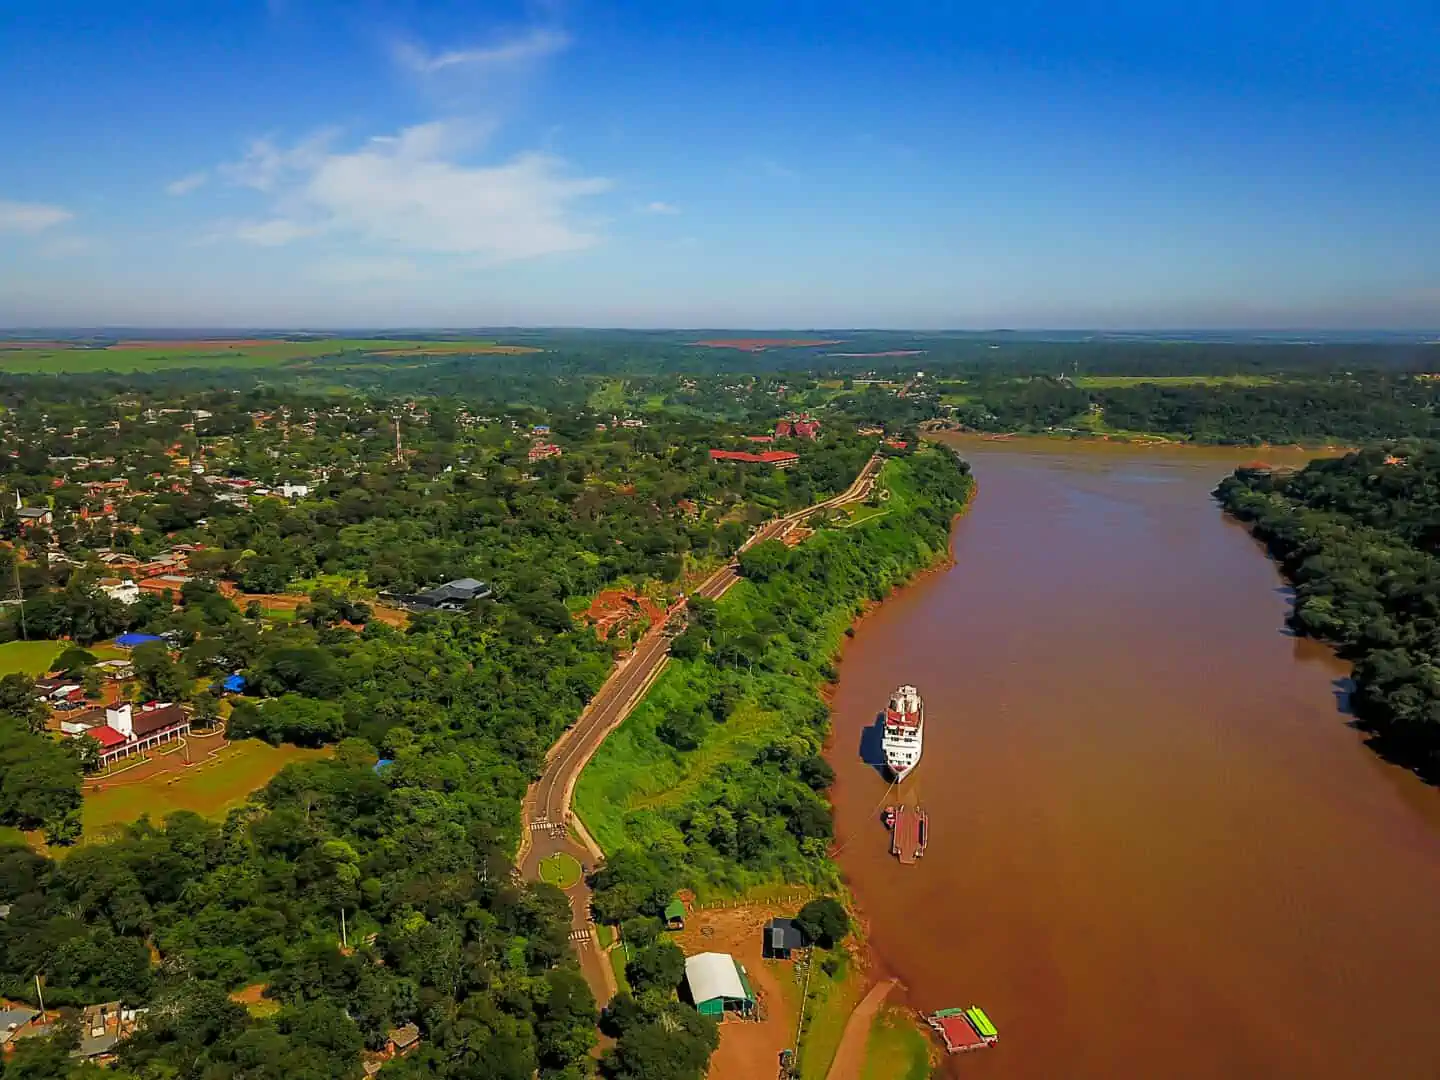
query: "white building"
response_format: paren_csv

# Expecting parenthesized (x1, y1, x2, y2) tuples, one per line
(99, 581, 142, 605)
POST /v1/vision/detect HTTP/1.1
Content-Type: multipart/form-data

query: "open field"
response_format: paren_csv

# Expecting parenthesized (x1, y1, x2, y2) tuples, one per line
(0, 337, 534, 374)
(0, 639, 65, 676)
(1074, 374, 1278, 388)
(691, 338, 844, 352)
(82, 737, 329, 837)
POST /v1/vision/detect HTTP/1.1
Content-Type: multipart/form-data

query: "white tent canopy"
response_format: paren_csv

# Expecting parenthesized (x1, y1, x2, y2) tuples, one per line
(684, 952, 747, 1004)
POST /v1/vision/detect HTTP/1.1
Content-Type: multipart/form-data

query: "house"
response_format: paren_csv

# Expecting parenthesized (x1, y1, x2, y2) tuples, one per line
(386, 1025, 420, 1056)
(528, 442, 563, 464)
(388, 577, 493, 612)
(279, 482, 310, 499)
(709, 449, 800, 470)
(0, 1006, 40, 1050)
(684, 953, 756, 1018)
(16, 507, 52, 528)
(744, 434, 775, 444)
(762, 917, 808, 960)
(73, 702, 191, 766)
(99, 581, 142, 605)
(664, 898, 686, 930)
(75, 1001, 143, 1059)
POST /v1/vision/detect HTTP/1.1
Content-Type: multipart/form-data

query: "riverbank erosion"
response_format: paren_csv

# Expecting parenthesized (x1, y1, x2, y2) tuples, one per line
(827, 440, 1440, 1078)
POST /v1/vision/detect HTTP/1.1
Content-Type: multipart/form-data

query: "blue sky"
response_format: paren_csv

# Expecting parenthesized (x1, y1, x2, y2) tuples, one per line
(1, 0, 1438, 328)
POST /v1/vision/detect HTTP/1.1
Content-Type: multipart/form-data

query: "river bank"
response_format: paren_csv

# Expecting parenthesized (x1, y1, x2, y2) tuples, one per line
(826, 438, 1440, 1078)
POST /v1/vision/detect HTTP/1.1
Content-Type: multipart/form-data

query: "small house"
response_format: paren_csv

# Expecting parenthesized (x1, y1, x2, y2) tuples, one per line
(16, 507, 52, 528)
(762, 917, 808, 960)
(684, 952, 756, 1018)
(664, 898, 686, 930)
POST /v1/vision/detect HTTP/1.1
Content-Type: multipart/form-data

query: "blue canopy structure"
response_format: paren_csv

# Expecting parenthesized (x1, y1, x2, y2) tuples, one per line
(221, 674, 246, 693)
(115, 633, 163, 648)
(373, 758, 395, 774)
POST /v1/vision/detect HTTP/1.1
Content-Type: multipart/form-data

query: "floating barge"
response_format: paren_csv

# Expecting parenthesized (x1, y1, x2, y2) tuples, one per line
(889, 804, 928, 864)
(927, 1006, 998, 1054)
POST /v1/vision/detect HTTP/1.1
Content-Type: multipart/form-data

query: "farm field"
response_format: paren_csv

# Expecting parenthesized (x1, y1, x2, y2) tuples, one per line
(0, 337, 539, 374)
(1075, 374, 1277, 387)
(0, 639, 66, 676)
(82, 737, 330, 837)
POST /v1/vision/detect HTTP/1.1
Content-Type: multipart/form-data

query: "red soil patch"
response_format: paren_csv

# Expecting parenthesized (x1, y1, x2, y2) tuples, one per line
(691, 338, 844, 352)
(671, 905, 801, 1080)
(224, 588, 409, 629)
(581, 589, 665, 641)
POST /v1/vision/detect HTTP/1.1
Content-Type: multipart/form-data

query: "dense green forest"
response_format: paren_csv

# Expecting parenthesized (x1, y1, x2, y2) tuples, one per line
(1217, 446, 1440, 779)
(579, 450, 974, 910)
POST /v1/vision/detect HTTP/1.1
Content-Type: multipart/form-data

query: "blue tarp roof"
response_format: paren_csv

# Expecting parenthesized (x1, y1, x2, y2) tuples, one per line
(115, 633, 163, 647)
(221, 674, 246, 692)
(373, 758, 395, 774)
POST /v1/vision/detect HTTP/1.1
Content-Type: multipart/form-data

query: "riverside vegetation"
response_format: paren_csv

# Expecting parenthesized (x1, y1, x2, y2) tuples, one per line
(580, 449, 974, 908)
(1218, 444, 1440, 780)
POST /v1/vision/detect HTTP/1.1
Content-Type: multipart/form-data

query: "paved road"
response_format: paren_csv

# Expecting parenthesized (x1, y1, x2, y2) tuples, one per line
(517, 454, 883, 1002)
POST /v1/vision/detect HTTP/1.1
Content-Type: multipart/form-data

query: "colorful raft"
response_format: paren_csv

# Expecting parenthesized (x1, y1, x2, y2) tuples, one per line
(927, 1006, 998, 1054)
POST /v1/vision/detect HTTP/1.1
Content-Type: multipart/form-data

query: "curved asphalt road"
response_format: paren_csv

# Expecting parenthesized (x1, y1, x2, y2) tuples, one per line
(517, 454, 884, 1002)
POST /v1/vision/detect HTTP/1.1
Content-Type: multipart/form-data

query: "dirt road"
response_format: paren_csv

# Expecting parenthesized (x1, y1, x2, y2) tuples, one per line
(517, 454, 883, 1003)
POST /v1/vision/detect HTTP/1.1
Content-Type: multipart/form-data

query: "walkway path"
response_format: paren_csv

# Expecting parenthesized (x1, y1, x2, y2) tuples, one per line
(824, 978, 897, 1080)
(516, 455, 884, 1004)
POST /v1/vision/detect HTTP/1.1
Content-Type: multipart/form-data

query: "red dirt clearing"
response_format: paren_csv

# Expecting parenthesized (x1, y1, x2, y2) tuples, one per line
(691, 338, 844, 352)
(581, 589, 665, 640)
(672, 905, 800, 1080)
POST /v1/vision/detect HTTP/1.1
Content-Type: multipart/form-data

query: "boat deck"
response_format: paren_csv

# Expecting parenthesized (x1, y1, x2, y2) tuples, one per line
(891, 804, 927, 864)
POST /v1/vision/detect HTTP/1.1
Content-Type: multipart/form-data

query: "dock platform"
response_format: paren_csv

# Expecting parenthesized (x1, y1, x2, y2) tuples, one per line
(891, 804, 927, 864)
(927, 1006, 998, 1054)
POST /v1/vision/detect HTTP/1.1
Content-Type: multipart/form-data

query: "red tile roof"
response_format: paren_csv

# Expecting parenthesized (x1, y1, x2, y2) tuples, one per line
(709, 449, 800, 464)
(90, 725, 127, 748)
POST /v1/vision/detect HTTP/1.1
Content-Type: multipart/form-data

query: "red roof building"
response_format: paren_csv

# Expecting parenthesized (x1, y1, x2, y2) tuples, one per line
(528, 443, 563, 464)
(709, 449, 800, 469)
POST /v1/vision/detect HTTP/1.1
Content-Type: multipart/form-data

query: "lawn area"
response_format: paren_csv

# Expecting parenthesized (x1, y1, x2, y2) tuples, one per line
(82, 739, 330, 837)
(837, 503, 891, 528)
(0, 338, 533, 374)
(1075, 374, 1277, 388)
(0, 639, 65, 676)
(538, 852, 583, 889)
(587, 378, 630, 412)
(574, 663, 790, 856)
(609, 948, 631, 995)
(770, 951, 867, 1080)
(861, 1005, 933, 1080)
(0, 825, 29, 848)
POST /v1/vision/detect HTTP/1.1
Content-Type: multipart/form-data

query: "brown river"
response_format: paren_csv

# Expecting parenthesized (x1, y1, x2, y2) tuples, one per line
(827, 437, 1440, 1079)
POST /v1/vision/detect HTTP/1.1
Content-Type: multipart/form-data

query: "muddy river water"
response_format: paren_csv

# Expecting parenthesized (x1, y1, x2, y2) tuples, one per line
(827, 438, 1440, 1078)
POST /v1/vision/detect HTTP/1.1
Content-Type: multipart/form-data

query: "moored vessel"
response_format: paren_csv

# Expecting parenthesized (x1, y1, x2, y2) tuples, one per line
(881, 684, 924, 781)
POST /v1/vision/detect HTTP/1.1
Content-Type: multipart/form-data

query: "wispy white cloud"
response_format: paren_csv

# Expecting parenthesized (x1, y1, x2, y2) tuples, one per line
(0, 199, 72, 233)
(165, 171, 210, 196)
(641, 201, 680, 215)
(394, 26, 569, 75)
(213, 121, 611, 262)
(219, 130, 338, 192)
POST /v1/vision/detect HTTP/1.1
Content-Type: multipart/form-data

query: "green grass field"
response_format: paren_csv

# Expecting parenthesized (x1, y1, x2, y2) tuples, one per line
(1075, 374, 1276, 388)
(0, 338, 535, 374)
(768, 952, 866, 1080)
(861, 1006, 933, 1080)
(0, 639, 66, 676)
(538, 852, 583, 889)
(82, 739, 330, 838)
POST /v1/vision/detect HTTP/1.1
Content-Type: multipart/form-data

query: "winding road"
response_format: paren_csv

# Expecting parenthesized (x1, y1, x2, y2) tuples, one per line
(516, 454, 884, 1002)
